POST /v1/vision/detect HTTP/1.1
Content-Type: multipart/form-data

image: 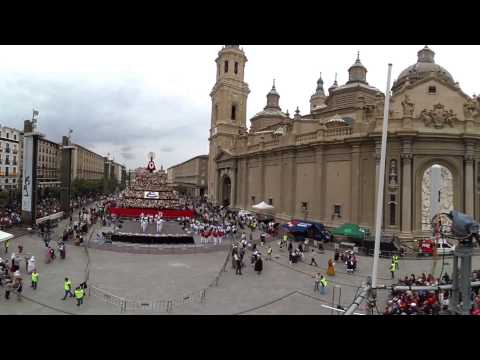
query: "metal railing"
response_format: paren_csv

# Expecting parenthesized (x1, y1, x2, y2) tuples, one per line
(88, 249, 230, 313)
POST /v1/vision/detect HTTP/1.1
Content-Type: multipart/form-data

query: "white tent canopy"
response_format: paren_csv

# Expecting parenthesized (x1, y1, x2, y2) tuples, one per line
(0, 230, 14, 244)
(36, 211, 64, 225)
(252, 201, 274, 210)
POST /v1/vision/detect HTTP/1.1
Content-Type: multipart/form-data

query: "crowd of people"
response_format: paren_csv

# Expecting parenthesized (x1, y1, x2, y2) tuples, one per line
(0, 208, 21, 229)
(117, 198, 180, 209)
(36, 198, 62, 218)
(121, 189, 178, 199)
(131, 172, 168, 191)
(384, 270, 480, 315)
(231, 239, 264, 276)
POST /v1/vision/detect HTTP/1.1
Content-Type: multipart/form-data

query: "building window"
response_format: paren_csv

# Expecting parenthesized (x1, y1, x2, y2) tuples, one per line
(428, 86, 437, 94)
(14, 134, 16, 140)
(268, 198, 273, 206)
(251, 196, 256, 204)
(224, 61, 229, 73)
(5, 179, 8, 184)
(234, 62, 238, 74)
(231, 105, 237, 121)
(334, 205, 341, 217)
(6, 133, 9, 139)
(389, 194, 396, 226)
(389, 203, 396, 226)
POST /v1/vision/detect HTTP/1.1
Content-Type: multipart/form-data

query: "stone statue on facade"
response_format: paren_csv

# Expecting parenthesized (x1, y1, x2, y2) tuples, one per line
(420, 103, 457, 129)
(401, 94, 415, 117)
(389, 160, 398, 186)
(464, 98, 479, 119)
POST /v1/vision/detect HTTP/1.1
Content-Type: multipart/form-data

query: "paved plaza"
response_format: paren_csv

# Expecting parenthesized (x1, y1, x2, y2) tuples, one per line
(2, 217, 480, 315)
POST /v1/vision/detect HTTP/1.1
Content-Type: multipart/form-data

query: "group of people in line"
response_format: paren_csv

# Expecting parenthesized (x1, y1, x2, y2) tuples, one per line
(137, 213, 165, 233)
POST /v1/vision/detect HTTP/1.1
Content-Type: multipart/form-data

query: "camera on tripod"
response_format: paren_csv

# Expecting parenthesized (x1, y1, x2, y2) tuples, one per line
(448, 210, 480, 244)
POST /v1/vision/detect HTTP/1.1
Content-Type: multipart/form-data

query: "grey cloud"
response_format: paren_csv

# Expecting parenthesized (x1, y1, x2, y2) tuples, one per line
(160, 146, 174, 153)
(0, 73, 210, 169)
(120, 152, 135, 160)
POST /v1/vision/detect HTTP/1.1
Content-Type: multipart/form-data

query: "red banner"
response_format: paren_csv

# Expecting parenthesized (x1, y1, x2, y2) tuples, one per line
(108, 208, 195, 219)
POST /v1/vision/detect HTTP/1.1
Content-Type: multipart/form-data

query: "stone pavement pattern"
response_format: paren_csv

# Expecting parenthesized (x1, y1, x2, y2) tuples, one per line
(2, 217, 480, 315)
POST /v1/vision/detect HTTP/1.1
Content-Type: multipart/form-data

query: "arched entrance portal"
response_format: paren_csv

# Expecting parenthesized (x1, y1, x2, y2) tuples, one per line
(221, 176, 231, 207)
(421, 164, 454, 232)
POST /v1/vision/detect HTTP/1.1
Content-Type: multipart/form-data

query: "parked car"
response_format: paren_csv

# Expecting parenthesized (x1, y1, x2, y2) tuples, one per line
(418, 238, 455, 256)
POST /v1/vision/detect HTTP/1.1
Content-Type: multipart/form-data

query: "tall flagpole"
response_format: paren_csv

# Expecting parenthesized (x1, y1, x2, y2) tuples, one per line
(371, 63, 393, 290)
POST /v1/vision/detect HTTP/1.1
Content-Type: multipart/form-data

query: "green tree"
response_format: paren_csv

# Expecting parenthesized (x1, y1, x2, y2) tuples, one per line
(0, 191, 9, 207)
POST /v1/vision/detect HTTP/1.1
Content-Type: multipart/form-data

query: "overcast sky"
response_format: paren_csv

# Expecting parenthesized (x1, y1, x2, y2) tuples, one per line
(0, 45, 478, 170)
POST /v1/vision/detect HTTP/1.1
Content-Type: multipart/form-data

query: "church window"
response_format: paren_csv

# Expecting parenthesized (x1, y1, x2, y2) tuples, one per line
(231, 105, 237, 121)
(234, 62, 238, 74)
(268, 198, 273, 206)
(428, 86, 437, 94)
(334, 205, 341, 217)
(251, 196, 256, 204)
(224, 61, 229, 73)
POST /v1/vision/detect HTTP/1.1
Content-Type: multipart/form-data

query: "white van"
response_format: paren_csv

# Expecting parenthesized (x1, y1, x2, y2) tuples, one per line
(436, 240, 455, 255)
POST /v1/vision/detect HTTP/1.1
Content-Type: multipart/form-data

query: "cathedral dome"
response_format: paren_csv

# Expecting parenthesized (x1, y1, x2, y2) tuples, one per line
(393, 46, 455, 92)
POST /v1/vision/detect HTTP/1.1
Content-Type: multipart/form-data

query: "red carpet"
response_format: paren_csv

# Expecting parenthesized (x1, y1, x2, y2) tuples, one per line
(108, 207, 195, 219)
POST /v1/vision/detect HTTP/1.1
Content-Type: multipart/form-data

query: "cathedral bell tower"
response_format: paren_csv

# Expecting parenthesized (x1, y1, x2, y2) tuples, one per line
(208, 45, 250, 203)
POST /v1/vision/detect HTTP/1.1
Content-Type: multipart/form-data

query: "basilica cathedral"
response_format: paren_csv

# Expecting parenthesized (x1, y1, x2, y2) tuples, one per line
(207, 45, 480, 240)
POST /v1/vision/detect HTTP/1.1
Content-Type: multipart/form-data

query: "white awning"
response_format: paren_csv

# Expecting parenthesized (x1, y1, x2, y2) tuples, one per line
(36, 211, 64, 225)
(0, 231, 14, 243)
(252, 201, 274, 210)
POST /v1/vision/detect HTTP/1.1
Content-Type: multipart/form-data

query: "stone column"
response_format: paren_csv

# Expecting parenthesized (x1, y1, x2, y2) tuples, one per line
(399, 138, 414, 237)
(314, 146, 324, 221)
(464, 142, 475, 216)
(400, 154, 413, 234)
(244, 158, 249, 209)
(230, 167, 237, 209)
(281, 151, 296, 219)
(279, 152, 286, 215)
(290, 152, 297, 217)
(351, 144, 361, 224)
(260, 154, 266, 203)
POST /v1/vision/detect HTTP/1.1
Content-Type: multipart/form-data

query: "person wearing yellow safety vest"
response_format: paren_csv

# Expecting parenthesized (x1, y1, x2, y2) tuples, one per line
(390, 261, 396, 279)
(280, 234, 288, 250)
(320, 275, 328, 295)
(392, 255, 399, 271)
(31, 270, 39, 290)
(62, 277, 73, 300)
(266, 246, 272, 261)
(74, 286, 84, 306)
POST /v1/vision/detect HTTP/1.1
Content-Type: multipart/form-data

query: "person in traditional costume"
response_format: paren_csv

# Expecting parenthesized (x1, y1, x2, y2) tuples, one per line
(327, 258, 336, 276)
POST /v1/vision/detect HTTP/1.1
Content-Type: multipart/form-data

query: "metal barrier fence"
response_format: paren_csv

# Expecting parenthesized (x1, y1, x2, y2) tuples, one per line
(89, 285, 127, 311)
(88, 249, 230, 313)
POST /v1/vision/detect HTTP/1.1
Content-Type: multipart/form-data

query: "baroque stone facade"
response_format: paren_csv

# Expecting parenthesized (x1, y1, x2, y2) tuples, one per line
(208, 46, 480, 239)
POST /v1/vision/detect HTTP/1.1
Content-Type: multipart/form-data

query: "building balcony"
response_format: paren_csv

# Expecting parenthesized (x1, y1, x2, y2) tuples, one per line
(12, 150, 18, 154)
(5, 148, 10, 153)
